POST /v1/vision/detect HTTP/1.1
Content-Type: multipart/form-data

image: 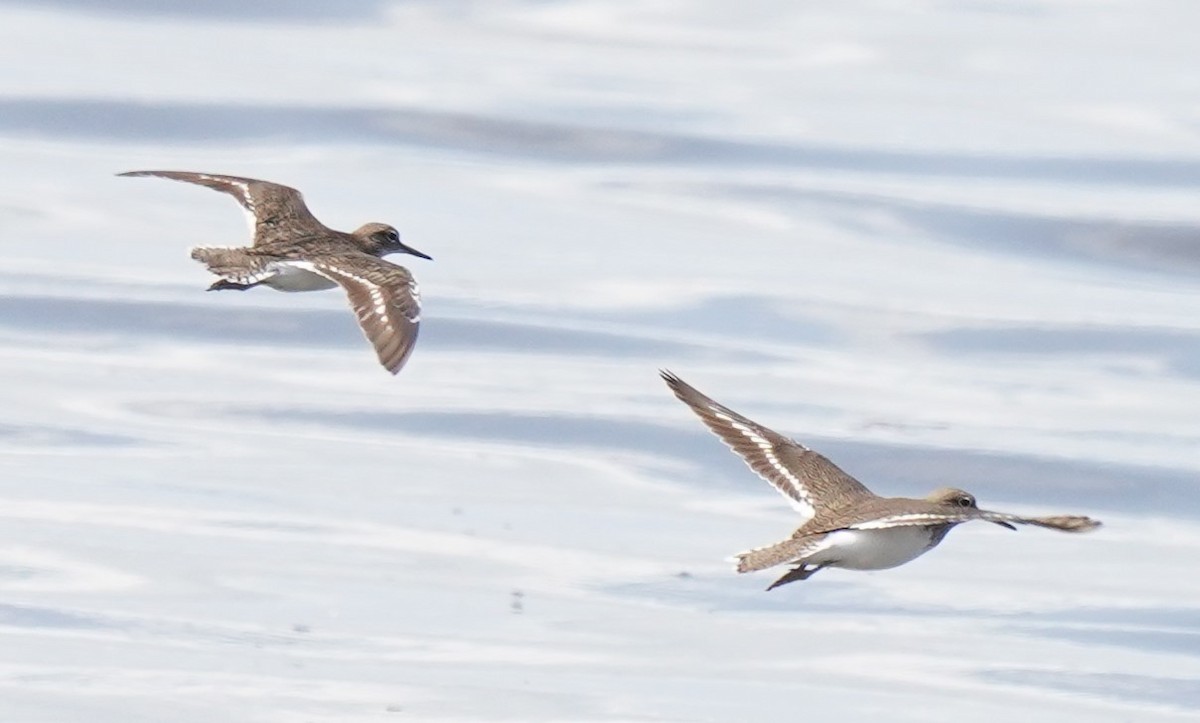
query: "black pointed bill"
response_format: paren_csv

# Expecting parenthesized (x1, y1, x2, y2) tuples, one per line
(398, 241, 432, 260)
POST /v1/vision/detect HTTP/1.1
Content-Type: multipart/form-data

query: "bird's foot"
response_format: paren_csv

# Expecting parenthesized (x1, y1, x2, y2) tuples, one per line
(207, 279, 254, 291)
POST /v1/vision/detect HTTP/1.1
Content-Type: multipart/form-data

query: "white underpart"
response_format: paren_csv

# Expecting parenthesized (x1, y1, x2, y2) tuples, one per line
(711, 408, 816, 520)
(260, 261, 338, 292)
(805, 527, 939, 570)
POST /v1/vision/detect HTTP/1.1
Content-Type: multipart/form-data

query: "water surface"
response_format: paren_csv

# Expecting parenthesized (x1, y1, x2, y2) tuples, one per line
(0, 2, 1197, 721)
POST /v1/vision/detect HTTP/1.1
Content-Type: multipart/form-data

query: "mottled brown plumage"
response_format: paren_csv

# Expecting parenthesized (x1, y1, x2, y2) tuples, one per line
(120, 170, 432, 375)
(660, 371, 1101, 589)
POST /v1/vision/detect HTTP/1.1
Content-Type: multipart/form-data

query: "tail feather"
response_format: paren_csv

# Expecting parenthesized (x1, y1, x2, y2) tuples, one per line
(190, 247, 272, 285)
(734, 535, 825, 573)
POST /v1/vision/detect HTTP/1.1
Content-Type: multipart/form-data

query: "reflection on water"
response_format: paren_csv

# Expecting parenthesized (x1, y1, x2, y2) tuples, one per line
(5, 96, 1200, 188)
(710, 180, 1200, 275)
(0, 604, 115, 631)
(0, 294, 774, 362)
(984, 669, 1200, 711)
(923, 325, 1200, 379)
(0, 0, 388, 21)
(0, 422, 139, 448)
(0, 1, 1197, 721)
(216, 405, 1195, 516)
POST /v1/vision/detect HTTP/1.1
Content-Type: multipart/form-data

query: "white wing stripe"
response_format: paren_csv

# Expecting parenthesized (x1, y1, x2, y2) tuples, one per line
(196, 174, 257, 232)
(712, 408, 816, 519)
(852, 513, 961, 529)
(369, 287, 389, 321)
(197, 174, 253, 209)
(292, 260, 412, 330)
(408, 279, 421, 321)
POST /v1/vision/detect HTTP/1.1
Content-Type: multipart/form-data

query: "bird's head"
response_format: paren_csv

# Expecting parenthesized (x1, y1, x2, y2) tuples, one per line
(926, 487, 978, 509)
(926, 487, 1016, 530)
(354, 223, 433, 260)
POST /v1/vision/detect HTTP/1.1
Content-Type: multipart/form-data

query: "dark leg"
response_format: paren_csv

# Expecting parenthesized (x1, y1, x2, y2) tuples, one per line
(207, 279, 259, 291)
(766, 563, 828, 591)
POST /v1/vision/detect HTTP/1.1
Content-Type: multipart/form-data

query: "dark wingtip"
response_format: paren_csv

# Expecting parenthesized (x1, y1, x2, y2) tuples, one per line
(381, 352, 408, 375)
(659, 368, 684, 389)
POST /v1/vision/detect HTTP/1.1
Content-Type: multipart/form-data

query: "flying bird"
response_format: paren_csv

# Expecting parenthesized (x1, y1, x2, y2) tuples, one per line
(660, 371, 1101, 589)
(120, 170, 431, 374)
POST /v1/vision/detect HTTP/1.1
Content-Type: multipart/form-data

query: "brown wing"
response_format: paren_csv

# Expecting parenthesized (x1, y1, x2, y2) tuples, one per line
(293, 255, 421, 375)
(119, 170, 328, 245)
(850, 508, 1101, 533)
(660, 371, 876, 521)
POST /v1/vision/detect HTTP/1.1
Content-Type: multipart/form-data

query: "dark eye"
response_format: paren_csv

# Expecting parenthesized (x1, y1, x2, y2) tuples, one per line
(385, 229, 399, 242)
(957, 496, 974, 508)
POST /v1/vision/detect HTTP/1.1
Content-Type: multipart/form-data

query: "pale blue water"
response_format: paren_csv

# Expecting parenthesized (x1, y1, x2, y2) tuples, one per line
(0, 2, 1198, 721)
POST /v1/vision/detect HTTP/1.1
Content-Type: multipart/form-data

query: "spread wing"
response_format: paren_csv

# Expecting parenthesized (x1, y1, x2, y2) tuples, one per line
(119, 170, 327, 245)
(660, 371, 875, 521)
(290, 255, 422, 375)
(850, 509, 1101, 532)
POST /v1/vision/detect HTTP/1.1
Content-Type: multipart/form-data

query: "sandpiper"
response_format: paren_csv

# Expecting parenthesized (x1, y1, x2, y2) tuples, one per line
(660, 371, 1101, 590)
(119, 170, 432, 375)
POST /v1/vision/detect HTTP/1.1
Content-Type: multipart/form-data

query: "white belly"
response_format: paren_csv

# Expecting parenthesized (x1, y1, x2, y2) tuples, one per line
(807, 526, 939, 570)
(261, 262, 338, 292)
(259, 260, 338, 291)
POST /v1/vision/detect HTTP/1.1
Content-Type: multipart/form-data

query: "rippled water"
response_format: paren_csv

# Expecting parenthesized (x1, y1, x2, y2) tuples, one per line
(0, 2, 1198, 721)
